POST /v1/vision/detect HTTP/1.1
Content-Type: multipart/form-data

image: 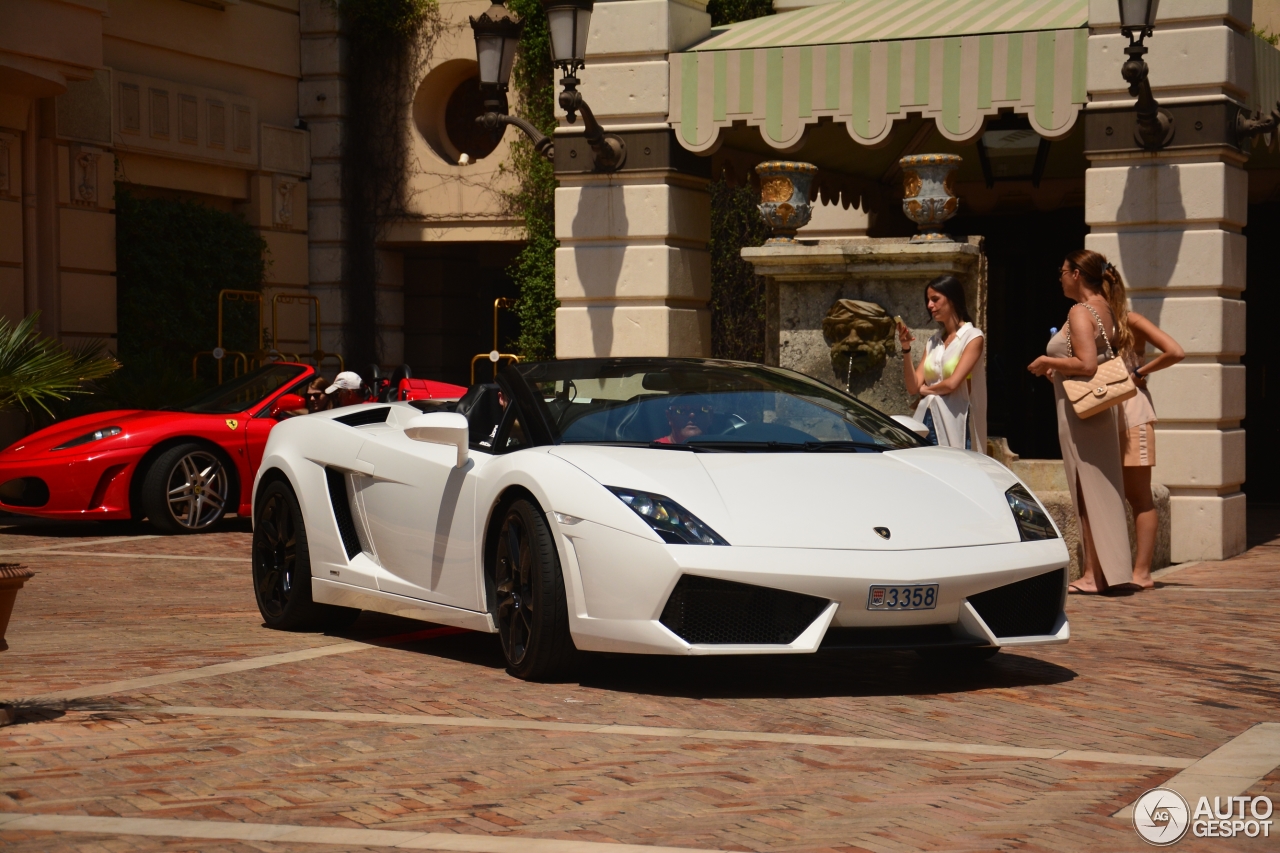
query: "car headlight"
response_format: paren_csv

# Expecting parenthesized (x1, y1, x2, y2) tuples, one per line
(1005, 483, 1057, 541)
(52, 426, 122, 451)
(607, 487, 728, 545)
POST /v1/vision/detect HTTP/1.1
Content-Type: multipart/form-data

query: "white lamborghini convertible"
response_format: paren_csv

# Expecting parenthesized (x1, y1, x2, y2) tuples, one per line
(251, 358, 1070, 680)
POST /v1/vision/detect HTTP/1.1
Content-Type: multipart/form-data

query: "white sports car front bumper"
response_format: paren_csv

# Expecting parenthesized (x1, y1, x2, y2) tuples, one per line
(558, 519, 1069, 655)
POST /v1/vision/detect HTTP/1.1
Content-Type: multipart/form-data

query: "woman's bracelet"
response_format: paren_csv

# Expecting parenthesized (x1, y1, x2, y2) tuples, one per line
(901, 347, 911, 354)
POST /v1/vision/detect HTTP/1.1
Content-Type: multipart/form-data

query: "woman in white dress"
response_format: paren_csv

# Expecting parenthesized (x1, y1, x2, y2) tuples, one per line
(897, 275, 986, 450)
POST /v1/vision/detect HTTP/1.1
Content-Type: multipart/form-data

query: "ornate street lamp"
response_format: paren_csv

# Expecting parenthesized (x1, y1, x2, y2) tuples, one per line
(542, 0, 625, 170)
(469, 2, 554, 160)
(468, 0, 624, 171)
(1116, 0, 1173, 150)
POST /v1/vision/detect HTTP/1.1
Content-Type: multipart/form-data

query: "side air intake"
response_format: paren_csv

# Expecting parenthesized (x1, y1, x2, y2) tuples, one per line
(325, 468, 362, 559)
(967, 568, 1065, 638)
(660, 575, 829, 645)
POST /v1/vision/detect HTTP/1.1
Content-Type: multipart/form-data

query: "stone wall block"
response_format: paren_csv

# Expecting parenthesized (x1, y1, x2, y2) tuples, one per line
(59, 272, 116, 336)
(262, 231, 309, 286)
(299, 80, 344, 119)
(1170, 492, 1247, 562)
(1087, 0, 1249, 28)
(555, 245, 711, 301)
(556, 62, 670, 123)
(300, 0, 340, 35)
(555, 183, 710, 242)
(1085, 162, 1247, 229)
(1087, 229, 1245, 292)
(1087, 27, 1250, 98)
(58, 208, 114, 271)
(1129, 295, 1245, 356)
(589, 0, 673, 56)
(1145, 362, 1246, 422)
(308, 203, 344, 242)
(301, 36, 343, 77)
(309, 246, 344, 284)
(0, 200, 21, 264)
(0, 268, 23, 325)
(308, 162, 342, 202)
(308, 119, 342, 159)
(1153, 427, 1245, 489)
(556, 304, 710, 357)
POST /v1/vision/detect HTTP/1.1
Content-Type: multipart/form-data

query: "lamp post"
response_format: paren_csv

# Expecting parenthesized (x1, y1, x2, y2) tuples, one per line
(470, 2, 554, 161)
(469, 0, 624, 171)
(1117, 0, 1173, 150)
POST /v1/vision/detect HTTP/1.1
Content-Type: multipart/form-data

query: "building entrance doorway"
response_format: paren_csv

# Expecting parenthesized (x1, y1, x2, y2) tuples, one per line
(949, 208, 1088, 460)
(1245, 204, 1279, 502)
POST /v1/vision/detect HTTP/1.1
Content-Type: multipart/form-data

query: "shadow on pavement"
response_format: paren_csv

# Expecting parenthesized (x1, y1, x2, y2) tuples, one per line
(0, 513, 252, 539)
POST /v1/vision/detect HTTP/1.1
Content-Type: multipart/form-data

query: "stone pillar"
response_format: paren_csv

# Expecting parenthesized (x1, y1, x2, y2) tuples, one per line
(299, 0, 347, 361)
(553, 0, 713, 357)
(1084, 1, 1250, 561)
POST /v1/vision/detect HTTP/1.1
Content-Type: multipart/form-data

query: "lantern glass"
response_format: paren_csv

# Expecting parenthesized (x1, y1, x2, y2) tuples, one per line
(573, 7, 592, 62)
(475, 32, 505, 87)
(498, 35, 518, 86)
(546, 6, 578, 65)
(1118, 0, 1159, 30)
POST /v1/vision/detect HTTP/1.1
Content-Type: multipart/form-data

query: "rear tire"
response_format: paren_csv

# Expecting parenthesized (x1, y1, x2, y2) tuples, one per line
(141, 443, 231, 534)
(491, 498, 577, 681)
(253, 479, 360, 632)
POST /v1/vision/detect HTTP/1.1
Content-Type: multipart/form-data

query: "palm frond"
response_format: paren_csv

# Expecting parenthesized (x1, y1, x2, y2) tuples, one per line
(0, 313, 121, 415)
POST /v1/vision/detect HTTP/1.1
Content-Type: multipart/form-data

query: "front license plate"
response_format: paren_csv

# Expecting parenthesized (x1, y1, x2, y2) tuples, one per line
(867, 584, 938, 611)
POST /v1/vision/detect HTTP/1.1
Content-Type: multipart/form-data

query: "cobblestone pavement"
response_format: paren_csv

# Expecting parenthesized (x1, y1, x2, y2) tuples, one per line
(1, 509, 1278, 852)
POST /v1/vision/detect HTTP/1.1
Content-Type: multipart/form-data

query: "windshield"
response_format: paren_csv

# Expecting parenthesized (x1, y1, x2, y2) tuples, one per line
(175, 364, 308, 414)
(513, 359, 923, 452)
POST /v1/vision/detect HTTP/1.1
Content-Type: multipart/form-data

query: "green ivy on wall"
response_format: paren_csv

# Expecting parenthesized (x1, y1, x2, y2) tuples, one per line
(100, 188, 268, 411)
(707, 0, 772, 27)
(115, 189, 265, 362)
(504, 0, 558, 361)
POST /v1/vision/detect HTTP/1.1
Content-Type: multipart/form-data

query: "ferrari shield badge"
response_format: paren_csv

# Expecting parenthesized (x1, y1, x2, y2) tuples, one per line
(226, 419, 239, 430)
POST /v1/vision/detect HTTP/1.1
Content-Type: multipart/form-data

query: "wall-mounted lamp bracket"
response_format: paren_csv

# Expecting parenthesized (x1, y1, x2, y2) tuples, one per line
(1237, 100, 1280, 141)
(1120, 37, 1174, 150)
(557, 75, 625, 172)
(476, 99, 555, 161)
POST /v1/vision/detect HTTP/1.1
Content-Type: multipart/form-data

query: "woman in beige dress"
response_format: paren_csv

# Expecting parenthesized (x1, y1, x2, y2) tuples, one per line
(1027, 249, 1134, 594)
(1119, 314, 1183, 588)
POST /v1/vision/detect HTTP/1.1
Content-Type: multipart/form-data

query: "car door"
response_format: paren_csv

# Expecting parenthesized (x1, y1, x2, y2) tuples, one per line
(246, 377, 314, 472)
(353, 427, 484, 611)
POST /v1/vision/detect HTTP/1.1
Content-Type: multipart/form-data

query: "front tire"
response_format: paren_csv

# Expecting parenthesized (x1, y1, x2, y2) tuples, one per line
(253, 479, 359, 632)
(141, 443, 231, 534)
(491, 498, 577, 681)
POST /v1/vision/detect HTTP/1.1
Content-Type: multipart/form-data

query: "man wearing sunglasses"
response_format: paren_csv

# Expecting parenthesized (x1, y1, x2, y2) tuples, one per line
(654, 396, 714, 445)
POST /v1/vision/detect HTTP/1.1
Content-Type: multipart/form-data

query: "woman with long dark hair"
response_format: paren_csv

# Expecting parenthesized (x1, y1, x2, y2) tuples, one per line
(1028, 249, 1133, 594)
(897, 275, 986, 449)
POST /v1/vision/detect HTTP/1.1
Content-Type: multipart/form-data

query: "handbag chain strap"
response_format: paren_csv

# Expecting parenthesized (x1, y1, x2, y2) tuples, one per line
(1063, 303, 1115, 362)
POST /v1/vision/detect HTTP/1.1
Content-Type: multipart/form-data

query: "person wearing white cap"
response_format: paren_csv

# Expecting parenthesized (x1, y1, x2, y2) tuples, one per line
(325, 371, 365, 408)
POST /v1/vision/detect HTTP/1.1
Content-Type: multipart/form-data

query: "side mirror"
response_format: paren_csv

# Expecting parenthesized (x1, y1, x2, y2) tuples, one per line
(891, 414, 931, 439)
(270, 393, 306, 419)
(405, 412, 470, 467)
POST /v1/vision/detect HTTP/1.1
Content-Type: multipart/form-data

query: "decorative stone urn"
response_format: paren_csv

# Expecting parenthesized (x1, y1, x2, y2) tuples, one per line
(756, 161, 817, 244)
(0, 563, 33, 653)
(899, 154, 962, 243)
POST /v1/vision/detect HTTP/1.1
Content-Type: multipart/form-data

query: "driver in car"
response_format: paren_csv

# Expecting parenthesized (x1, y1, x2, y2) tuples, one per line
(655, 396, 714, 444)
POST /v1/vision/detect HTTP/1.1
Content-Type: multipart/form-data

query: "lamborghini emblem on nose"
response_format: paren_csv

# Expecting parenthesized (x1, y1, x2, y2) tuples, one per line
(226, 419, 239, 430)
(874, 527, 891, 540)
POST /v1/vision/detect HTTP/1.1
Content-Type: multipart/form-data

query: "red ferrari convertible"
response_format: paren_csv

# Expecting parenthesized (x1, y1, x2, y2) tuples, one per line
(0, 363, 465, 533)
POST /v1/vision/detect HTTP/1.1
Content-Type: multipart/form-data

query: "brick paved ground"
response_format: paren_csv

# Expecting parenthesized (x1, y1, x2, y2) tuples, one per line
(1, 509, 1278, 852)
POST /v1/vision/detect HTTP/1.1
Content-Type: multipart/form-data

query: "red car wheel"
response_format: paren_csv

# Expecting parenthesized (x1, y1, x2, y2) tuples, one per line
(141, 443, 230, 533)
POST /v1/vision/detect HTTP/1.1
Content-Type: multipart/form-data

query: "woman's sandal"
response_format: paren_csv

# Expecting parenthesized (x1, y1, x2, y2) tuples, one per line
(1067, 583, 1098, 595)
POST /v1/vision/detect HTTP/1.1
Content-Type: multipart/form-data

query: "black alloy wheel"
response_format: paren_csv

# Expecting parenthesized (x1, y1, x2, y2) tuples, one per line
(491, 498, 577, 681)
(141, 443, 231, 534)
(252, 479, 359, 631)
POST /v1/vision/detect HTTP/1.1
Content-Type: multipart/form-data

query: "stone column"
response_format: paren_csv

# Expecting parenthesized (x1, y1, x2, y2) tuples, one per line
(553, 0, 713, 357)
(1084, 1, 1250, 561)
(299, 0, 347, 361)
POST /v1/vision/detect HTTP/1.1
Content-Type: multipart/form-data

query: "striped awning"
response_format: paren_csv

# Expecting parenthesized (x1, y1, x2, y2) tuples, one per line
(668, 0, 1088, 153)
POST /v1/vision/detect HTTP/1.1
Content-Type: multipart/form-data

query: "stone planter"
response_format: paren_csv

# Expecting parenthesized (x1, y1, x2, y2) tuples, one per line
(756, 161, 817, 244)
(899, 153, 962, 243)
(0, 563, 34, 652)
